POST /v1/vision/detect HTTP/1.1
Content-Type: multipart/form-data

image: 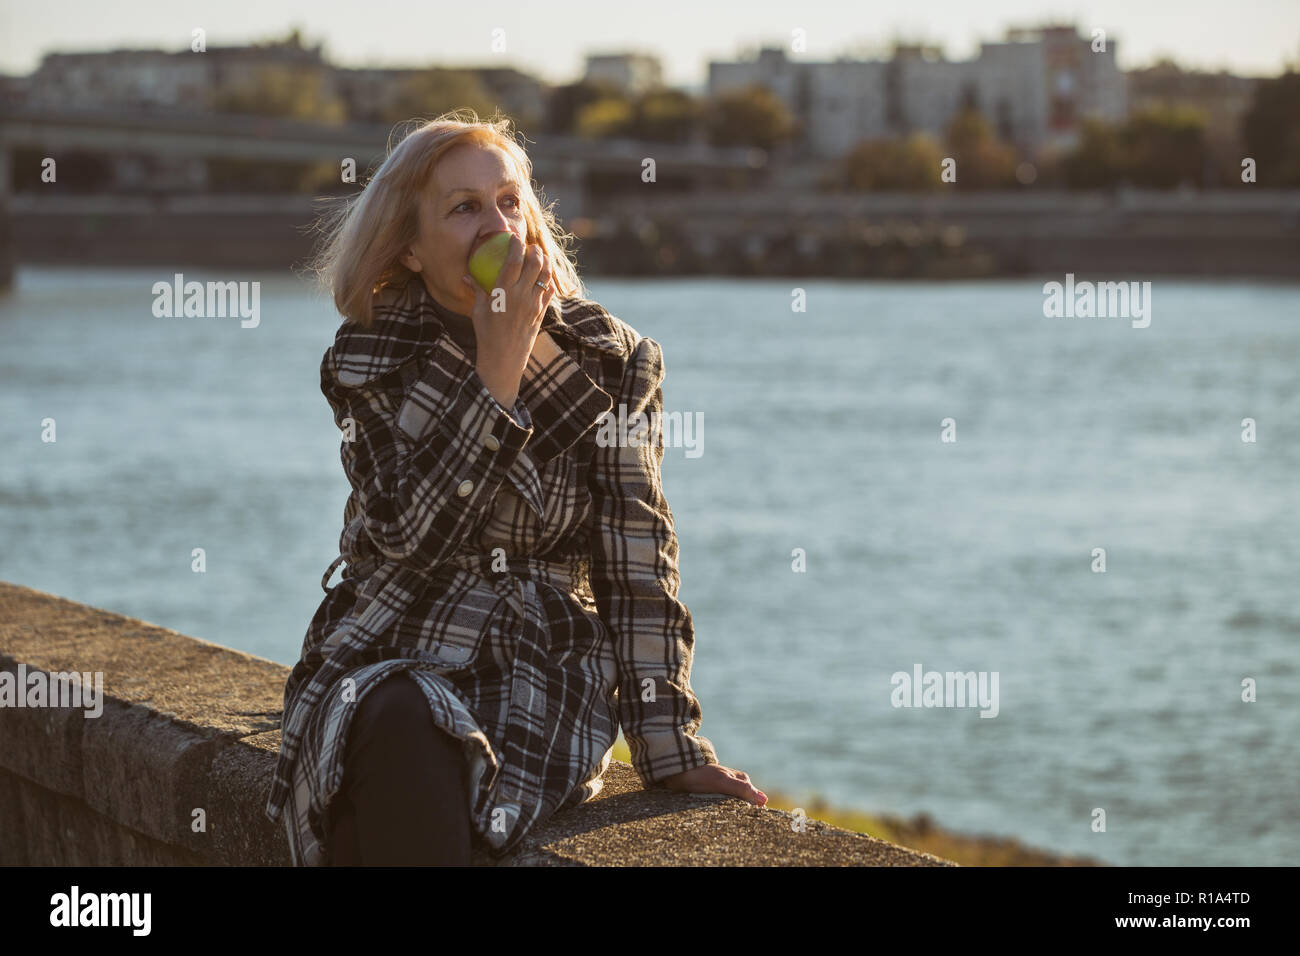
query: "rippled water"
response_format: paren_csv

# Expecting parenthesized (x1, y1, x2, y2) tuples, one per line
(3, 265, 1297, 865)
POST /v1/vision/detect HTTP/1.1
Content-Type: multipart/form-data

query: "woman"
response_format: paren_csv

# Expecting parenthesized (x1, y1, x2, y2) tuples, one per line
(264, 110, 765, 866)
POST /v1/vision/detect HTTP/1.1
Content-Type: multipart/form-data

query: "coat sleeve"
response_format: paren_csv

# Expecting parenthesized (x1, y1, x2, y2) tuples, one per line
(587, 334, 719, 786)
(330, 345, 536, 574)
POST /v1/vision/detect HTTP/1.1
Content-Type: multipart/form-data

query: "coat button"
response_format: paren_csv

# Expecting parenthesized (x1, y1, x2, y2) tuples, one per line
(456, 479, 474, 497)
(484, 433, 500, 451)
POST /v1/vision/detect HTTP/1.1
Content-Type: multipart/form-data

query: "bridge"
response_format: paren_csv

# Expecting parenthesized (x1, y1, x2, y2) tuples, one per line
(0, 105, 767, 289)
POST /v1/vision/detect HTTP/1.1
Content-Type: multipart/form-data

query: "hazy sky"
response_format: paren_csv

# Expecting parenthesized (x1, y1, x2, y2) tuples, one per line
(2, 0, 1297, 82)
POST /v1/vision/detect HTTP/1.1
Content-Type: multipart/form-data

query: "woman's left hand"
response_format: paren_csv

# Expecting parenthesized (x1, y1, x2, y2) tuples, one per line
(659, 764, 767, 806)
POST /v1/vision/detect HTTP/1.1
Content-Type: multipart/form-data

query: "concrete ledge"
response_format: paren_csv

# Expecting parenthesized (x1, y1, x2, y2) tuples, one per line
(0, 581, 954, 866)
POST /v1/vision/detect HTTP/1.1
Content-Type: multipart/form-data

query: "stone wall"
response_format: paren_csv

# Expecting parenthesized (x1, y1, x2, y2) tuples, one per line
(0, 581, 952, 866)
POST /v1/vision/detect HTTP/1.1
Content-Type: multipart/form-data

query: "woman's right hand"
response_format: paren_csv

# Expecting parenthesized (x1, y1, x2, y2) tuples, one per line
(461, 232, 554, 410)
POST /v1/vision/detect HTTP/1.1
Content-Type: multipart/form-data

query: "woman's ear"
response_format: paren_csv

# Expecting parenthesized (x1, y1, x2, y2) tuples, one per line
(399, 248, 422, 273)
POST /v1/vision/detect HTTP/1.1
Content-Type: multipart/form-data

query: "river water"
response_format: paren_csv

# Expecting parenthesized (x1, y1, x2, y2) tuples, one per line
(3, 265, 1297, 865)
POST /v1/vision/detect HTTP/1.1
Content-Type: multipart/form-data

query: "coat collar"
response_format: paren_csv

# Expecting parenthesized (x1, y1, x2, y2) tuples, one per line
(328, 276, 628, 389)
(416, 278, 629, 359)
(324, 276, 621, 524)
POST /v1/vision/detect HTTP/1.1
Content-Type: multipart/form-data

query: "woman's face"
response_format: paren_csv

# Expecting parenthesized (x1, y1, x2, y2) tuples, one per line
(401, 142, 529, 315)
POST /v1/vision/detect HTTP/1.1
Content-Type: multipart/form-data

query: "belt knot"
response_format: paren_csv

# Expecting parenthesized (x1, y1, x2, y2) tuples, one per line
(440, 551, 584, 596)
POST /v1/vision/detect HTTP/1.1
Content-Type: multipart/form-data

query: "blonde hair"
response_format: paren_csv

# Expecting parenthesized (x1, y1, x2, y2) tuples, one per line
(306, 108, 586, 328)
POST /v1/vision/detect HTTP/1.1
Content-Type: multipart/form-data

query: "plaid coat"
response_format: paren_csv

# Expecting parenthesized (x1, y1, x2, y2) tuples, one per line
(264, 276, 718, 865)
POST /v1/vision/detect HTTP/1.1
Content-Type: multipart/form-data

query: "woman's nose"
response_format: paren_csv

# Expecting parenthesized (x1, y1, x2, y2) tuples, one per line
(481, 206, 514, 234)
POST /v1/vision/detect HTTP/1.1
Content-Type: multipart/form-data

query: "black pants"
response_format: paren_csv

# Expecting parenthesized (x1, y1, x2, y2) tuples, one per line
(326, 672, 474, 866)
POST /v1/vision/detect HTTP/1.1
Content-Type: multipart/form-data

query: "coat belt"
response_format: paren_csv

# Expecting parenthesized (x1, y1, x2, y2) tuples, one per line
(321, 549, 590, 605)
(441, 550, 587, 599)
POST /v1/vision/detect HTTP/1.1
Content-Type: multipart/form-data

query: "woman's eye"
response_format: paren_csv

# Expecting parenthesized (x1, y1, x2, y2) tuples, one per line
(455, 197, 521, 213)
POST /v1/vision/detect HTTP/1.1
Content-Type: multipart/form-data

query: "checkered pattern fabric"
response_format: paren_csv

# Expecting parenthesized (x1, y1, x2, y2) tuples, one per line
(264, 277, 718, 865)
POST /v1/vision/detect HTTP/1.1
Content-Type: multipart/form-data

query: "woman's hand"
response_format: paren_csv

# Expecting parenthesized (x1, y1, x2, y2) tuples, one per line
(659, 764, 767, 806)
(461, 231, 553, 409)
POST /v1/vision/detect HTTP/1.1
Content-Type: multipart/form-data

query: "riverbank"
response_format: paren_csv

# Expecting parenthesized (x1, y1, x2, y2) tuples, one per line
(607, 739, 1106, 866)
(8, 189, 1299, 281)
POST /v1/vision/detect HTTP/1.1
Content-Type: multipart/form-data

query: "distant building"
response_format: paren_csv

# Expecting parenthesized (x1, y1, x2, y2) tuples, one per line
(804, 59, 888, 157)
(25, 35, 330, 113)
(16, 36, 336, 192)
(331, 67, 406, 124)
(26, 49, 214, 111)
(472, 66, 548, 127)
(584, 53, 664, 95)
(22, 37, 547, 130)
(708, 24, 1128, 158)
(964, 38, 1046, 146)
(1127, 60, 1258, 149)
(204, 37, 337, 116)
(709, 47, 804, 113)
(997, 25, 1127, 146)
(0, 73, 31, 110)
(887, 45, 975, 141)
(332, 64, 546, 128)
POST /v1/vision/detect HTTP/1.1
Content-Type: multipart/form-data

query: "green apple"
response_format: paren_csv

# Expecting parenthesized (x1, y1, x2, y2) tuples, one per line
(468, 231, 514, 293)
